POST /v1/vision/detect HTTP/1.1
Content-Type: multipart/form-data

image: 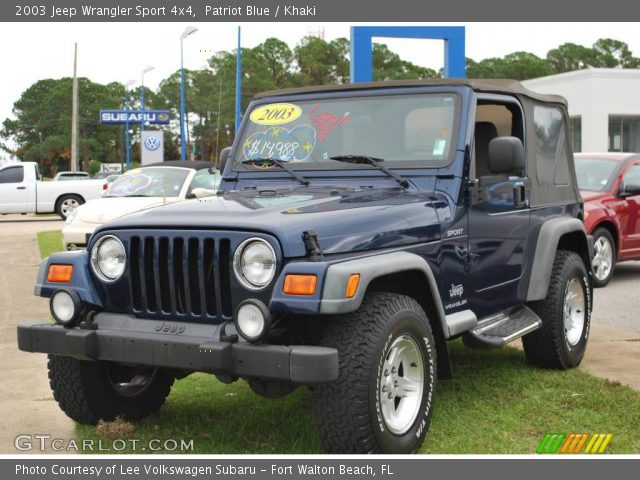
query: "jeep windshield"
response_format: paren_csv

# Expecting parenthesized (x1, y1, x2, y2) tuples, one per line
(234, 93, 459, 171)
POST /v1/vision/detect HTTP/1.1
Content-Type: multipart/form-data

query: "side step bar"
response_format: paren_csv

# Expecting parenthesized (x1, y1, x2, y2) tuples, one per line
(463, 306, 542, 349)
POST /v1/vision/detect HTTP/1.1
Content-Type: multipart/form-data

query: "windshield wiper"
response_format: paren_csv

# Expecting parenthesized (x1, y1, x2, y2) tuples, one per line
(241, 158, 309, 186)
(329, 155, 409, 188)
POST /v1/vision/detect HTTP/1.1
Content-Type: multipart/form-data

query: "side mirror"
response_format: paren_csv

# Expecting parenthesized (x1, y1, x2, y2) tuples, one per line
(191, 187, 216, 199)
(219, 147, 232, 173)
(620, 181, 640, 198)
(488, 137, 525, 174)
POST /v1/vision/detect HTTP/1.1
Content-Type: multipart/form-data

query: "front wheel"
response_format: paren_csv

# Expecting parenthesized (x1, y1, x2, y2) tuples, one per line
(591, 228, 616, 287)
(523, 250, 591, 369)
(313, 293, 437, 454)
(48, 355, 174, 424)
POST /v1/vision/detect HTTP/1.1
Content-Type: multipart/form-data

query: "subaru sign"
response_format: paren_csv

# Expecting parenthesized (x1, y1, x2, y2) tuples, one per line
(100, 110, 171, 125)
(141, 131, 164, 165)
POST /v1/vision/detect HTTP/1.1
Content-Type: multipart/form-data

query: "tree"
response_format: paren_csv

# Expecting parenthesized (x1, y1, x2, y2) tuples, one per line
(467, 52, 554, 80)
(592, 38, 640, 68)
(546, 43, 597, 72)
(372, 44, 438, 81)
(1, 78, 124, 174)
(295, 36, 346, 85)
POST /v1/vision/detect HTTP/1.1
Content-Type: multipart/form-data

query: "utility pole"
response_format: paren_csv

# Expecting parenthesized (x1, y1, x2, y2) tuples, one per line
(71, 42, 79, 172)
(235, 26, 242, 134)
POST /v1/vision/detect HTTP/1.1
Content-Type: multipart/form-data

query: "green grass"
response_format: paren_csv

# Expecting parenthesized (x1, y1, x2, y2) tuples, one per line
(74, 343, 640, 454)
(37, 230, 63, 257)
(35, 231, 640, 454)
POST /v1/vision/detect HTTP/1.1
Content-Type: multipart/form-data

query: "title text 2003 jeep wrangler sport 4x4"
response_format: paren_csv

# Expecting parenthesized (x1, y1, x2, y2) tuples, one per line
(18, 79, 593, 454)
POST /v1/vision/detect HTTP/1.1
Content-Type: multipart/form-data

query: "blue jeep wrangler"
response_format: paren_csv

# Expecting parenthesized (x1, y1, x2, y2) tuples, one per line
(18, 79, 593, 454)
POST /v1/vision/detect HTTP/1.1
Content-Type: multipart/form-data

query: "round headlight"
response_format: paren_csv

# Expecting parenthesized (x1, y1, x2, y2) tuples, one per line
(235, 299, 271, 342)
(91, 235, 126, 282)
(233, 238, 276, 290)
(50, 290, 80, 327)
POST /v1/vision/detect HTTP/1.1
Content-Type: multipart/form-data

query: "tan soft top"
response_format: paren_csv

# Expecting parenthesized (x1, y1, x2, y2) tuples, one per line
(253, 78, 567, 106)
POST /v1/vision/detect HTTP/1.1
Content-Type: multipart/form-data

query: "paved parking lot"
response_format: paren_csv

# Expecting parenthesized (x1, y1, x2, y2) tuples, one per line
(591, 261, 640, 334)
(0, 214, 638, 453)
(0, 215, 73, 454)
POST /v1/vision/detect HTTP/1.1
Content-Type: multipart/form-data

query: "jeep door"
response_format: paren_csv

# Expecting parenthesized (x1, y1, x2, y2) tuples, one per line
(467, 97, 531, 316)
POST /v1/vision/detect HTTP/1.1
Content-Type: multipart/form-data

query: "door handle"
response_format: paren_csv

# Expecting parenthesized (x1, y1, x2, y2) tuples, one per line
(513, 183, 526, 208)
(16, 186, 26, 190)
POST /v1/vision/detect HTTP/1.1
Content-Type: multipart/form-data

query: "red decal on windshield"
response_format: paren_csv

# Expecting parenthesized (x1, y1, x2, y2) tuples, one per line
(307, 104, 351, 142)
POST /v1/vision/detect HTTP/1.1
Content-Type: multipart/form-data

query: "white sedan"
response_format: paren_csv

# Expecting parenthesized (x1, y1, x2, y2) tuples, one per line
(63, 161, 219, 250)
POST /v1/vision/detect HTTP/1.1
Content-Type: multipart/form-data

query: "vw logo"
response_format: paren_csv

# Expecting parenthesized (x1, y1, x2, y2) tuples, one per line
(144, 135, 161, 151)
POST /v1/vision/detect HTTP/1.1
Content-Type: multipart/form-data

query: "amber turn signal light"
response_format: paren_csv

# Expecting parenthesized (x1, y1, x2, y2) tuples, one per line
(283, 274, 317, 295)
(345, 274, 360, 298)
(47, 264, 73, 283)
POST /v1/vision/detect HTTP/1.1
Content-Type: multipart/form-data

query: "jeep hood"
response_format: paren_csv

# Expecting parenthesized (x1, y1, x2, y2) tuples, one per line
(101, 186, 451, 258)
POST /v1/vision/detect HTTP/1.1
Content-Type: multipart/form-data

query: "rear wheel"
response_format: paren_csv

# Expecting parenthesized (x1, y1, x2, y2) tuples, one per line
(56, 194, 83, 220)
(48, 355, 174, 424)
(313, 293, 436, 454)
(523, 250, 591, 369)
(591, 227, 616, 287)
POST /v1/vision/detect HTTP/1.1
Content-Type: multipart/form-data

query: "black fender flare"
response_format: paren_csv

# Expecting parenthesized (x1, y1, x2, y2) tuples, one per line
(526, 217, 591, 301)
(320, 251, 449, 337)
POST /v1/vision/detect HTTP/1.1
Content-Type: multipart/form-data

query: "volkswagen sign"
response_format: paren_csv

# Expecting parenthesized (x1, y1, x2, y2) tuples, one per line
(144, 135, 161, 151)
(141, 131, 164, 165)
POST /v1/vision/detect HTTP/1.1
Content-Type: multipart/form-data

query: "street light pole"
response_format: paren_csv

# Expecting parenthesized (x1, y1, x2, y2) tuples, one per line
(124, 79, 135, 171)
(140, 66, 154, 133)
(180, 26, 198, 161)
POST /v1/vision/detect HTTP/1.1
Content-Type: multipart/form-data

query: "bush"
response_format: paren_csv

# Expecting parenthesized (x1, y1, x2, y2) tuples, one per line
(88, 160, 101, 177)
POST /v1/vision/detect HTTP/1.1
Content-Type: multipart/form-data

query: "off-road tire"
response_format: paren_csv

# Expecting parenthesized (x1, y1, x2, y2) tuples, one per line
(313, 292, 437, 454)
(55, 194, 83, 220)
(48, 355, 174, 424)
(592, 227, 616, 288)
(523, 250, 591, 369)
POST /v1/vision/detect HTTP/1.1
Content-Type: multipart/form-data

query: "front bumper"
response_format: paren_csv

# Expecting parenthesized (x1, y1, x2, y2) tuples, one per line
(17, 314, 338, 384)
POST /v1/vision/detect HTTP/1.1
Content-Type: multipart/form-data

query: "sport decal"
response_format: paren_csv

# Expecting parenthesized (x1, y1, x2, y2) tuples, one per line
(243, 125, 317, 162)
(307, 104, 351, 142)
(249, 103, 302, 126)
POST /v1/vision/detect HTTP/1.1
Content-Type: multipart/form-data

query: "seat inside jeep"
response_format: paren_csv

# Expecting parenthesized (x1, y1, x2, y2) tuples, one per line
(474, 102, 525, 184)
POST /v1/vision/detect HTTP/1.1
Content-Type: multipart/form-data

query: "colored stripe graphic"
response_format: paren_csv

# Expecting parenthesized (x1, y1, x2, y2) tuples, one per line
(537, 433, 565, 453)
(537, 433, 612, 454)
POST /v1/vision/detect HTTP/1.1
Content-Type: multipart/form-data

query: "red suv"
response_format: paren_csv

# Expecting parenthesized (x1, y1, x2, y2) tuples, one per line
(575, 153, 640, 287)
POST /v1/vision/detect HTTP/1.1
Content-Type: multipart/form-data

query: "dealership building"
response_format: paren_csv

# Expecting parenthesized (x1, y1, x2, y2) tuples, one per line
(523, 68, 640, 153)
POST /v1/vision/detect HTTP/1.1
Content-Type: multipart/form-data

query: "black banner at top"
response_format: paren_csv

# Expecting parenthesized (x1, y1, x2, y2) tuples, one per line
(4, 0, 640, 22)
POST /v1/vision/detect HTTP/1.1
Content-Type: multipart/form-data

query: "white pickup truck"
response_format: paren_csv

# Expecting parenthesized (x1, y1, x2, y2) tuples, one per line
(0, 162, 106, 219)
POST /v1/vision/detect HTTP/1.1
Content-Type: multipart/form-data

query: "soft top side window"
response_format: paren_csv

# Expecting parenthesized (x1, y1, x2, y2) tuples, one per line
(534, 106, 569, 186)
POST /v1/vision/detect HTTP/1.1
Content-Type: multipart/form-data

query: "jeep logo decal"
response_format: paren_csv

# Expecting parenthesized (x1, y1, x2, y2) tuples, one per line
(154, 322, 185, 334)
(449, 283, 464, 298)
